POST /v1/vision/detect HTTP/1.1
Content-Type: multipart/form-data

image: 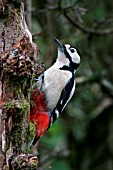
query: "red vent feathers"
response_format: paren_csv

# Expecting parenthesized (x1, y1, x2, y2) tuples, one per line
(29, 88, 50, 138)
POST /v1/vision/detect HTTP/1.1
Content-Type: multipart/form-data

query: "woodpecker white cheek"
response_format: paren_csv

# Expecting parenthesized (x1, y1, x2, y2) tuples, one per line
(67, 48, 80, 65)
(72, 53, 80, 64)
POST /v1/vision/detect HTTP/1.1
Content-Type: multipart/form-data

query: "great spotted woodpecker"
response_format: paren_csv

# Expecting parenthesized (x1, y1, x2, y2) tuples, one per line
(29, 38, 81, 146)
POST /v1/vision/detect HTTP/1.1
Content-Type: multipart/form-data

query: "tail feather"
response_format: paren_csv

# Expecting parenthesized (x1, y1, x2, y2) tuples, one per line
(29, 136, 40, 148)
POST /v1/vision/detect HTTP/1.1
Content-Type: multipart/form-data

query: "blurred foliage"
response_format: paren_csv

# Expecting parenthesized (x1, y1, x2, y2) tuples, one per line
(27, 0, 113, 169)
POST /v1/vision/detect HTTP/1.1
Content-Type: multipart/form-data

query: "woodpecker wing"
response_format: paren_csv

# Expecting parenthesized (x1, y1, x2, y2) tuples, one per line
(50, 74, 75, 125)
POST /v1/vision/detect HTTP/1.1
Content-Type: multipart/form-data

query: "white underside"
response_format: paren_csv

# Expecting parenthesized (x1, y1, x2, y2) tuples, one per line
(41, 63, 75, 111)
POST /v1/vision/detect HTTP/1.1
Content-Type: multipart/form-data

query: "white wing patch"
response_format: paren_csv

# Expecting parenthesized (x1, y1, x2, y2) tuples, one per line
(55, 109, 59, 118)
(60, 100, 63, 105)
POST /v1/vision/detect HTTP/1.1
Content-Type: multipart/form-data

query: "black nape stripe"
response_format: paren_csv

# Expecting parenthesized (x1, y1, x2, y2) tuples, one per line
(63, 45, 80, 70)
(62, 45, 79, 71)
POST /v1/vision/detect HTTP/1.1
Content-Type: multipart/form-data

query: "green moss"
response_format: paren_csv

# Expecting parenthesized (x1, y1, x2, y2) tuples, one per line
(7, 102, 14, 109)
(20, 99, 30, 115)
(5, 75, 31, 151)
(3, 67, 10, 72)
(25, 122, 35, 151)
(29, 122, 35, 136)
(15, 8, 21, 30)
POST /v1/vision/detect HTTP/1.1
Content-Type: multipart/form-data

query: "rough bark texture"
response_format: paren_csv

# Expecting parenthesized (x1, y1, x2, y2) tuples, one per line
(0, 1, 42, 169)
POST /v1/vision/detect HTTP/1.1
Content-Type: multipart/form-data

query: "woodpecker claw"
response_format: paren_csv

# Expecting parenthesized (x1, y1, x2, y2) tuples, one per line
(34, 73, 44, 82)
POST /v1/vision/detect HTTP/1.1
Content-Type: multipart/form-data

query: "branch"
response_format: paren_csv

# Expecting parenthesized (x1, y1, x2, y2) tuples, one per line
(63, 12, 113, 36)
(92, 18, 113, 29)
(90, 97, 113, 120)
(36, 1, 113, 36)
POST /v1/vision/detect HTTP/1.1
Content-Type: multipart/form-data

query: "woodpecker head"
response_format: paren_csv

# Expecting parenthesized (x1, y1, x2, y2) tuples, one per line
(53, 37, 81, 70)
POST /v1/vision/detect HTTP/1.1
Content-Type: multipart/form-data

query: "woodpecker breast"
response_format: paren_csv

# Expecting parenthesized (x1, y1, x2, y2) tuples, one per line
(43, 64, 74, 111)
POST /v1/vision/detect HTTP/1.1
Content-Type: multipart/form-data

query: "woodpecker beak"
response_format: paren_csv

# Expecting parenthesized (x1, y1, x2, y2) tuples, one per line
(53, 37, 64, 52)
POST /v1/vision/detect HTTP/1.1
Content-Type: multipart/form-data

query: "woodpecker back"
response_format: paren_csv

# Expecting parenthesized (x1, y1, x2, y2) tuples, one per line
(29, 38, 81, 146)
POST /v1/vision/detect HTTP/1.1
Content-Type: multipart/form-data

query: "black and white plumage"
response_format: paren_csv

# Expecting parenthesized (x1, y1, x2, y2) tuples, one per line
(29, 38, 81, 146)
(42, 38, 81, 125)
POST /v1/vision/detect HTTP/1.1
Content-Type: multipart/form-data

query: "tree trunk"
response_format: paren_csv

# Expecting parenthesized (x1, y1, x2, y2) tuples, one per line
(0, 1, 42, 169)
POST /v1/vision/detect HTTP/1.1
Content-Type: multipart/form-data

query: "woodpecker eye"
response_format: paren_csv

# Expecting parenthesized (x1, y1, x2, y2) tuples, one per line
(70, 48, 75, 53)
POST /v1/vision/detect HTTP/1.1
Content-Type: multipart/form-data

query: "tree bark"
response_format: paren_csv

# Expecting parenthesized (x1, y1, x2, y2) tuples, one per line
(0, 1, 42, 169)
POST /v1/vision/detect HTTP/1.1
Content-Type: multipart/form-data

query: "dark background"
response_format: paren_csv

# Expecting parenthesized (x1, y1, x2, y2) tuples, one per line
(25, 0, 113, 169)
